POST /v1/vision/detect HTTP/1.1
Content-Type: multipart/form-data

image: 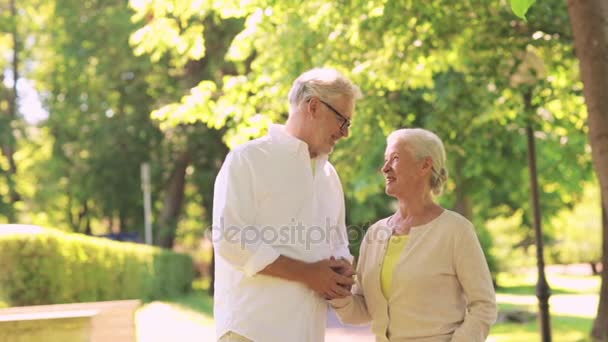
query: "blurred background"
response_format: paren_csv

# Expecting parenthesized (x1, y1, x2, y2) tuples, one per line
(0, 0, 607, 341)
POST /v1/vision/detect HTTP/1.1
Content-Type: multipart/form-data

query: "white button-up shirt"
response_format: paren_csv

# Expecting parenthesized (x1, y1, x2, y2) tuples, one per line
(212, 124, 351, 342)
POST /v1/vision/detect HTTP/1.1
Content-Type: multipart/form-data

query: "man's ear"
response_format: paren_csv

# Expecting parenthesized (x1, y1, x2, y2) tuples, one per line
(307, 97, 320, 119)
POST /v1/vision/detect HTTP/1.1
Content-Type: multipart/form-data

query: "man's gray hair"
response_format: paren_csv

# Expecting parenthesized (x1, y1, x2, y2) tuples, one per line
(387, 128, 449, 196)
(288, 68, 362, 110)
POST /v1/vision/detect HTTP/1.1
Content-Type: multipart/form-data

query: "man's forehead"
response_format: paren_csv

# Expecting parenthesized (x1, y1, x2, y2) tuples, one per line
(333, 97, 354, 117)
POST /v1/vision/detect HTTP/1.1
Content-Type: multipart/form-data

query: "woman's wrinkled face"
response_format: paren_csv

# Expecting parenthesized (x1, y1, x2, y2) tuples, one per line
(381, 141, 428, 197)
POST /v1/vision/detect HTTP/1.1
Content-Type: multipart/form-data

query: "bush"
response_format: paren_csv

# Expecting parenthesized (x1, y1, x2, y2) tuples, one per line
(0, 229, 194, 307)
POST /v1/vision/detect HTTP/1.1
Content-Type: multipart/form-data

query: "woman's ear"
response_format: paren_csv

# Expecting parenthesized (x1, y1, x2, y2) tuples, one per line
(420, 157, 434, 175)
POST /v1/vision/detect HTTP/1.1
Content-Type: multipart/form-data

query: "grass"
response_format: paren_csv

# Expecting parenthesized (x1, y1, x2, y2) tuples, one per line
(489, 272, 600, 342)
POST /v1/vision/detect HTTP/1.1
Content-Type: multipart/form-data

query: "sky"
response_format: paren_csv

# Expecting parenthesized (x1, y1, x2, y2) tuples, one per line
(3, 69, 48, 124)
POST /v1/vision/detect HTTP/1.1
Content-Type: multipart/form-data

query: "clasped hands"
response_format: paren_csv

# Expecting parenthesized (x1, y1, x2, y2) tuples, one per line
(303, 257, 356, 300)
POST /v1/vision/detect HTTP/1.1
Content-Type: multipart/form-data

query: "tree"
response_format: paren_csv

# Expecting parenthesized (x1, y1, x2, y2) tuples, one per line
(129, 4, 243, 248)
(566, 1, 608, 339)
(0, 0, 25, 222)
(27, 0, 163, 235)
(125, 3, 595, 295)
(510, 0, 608, 339)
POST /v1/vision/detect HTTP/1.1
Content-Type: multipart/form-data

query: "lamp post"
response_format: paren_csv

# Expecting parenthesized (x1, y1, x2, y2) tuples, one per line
(524, 90, 552, 342)
(512, 47, 553, 341)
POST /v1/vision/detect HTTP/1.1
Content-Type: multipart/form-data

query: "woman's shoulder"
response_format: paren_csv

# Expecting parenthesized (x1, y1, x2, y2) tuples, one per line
(440, 209, 470, 222)
(361, 216, 392, 241)
(438, 209, 475, 232)
(367, 216, 392, 233)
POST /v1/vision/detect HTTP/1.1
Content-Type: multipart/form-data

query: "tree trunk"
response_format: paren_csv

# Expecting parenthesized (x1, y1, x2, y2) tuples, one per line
(157, 151, 189, 248)
(209, 248, 215, 296)
(200, 178, 217, 296)
(67, 193, 78, 231)
(0, 0, 21, 222)
(78, 200, 90, 234)
(454, 189, 473, 220)
(452, 156, 473, 219)
(567, 1, 608, 340)
(592, 195, 608, 341)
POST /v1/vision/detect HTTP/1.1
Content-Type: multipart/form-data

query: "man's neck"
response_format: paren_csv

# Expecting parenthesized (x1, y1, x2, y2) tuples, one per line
(285, 118, 317, 158)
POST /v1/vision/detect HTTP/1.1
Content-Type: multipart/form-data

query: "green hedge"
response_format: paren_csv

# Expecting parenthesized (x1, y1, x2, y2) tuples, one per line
(0, 229, 194, 307)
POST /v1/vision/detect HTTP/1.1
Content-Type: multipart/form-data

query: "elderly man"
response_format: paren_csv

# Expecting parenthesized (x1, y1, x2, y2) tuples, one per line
(212, 68, 362, 342)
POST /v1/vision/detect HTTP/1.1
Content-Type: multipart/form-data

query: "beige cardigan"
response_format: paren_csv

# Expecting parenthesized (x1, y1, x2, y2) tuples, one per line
(331, 210, 497, 342)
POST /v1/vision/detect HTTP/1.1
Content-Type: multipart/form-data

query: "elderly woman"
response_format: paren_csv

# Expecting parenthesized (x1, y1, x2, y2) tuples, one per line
(331, 128, 497, 341)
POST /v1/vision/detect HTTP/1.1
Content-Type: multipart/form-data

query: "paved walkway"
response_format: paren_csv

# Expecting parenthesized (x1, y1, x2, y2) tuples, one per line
(137, 303, 373, 341)
(325, 309, 374, 342)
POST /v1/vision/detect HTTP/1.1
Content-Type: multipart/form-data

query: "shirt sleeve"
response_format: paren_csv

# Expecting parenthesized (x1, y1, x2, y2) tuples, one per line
(451, 222, 498, 342)
(212, 150, 280, 277)
(330, 175, 353, 263)
(330, 228, 372, 325)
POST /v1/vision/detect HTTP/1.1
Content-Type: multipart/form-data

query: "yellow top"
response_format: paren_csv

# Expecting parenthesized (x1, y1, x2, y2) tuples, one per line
(380, 234, 409, 298)
(311, 159, 316, 177)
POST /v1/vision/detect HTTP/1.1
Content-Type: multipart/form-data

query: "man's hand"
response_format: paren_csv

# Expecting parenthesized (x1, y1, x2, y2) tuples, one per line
(259, 255, 355, 299)
(301, 258, 355, 300)
(329, 257, 356, 292)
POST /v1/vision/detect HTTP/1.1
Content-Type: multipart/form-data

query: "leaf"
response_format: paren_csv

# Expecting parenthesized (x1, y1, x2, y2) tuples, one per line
(510, 0, 536, 20)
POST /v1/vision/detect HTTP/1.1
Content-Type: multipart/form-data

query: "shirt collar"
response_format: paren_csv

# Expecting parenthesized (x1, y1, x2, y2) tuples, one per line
(268, 124, 329, 164)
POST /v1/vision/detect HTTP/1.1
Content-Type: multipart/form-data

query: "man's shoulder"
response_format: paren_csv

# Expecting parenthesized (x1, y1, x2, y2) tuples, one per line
(321, 160, 339, 176)
(230, 135, 275, 159)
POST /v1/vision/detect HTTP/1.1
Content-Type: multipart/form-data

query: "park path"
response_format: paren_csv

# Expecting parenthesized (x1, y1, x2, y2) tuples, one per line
(136, 303, 374, 342)
(137, 264, 598, 341)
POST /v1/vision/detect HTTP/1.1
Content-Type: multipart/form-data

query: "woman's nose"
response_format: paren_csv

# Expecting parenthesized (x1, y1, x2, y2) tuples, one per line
(381, 162, 390, 174)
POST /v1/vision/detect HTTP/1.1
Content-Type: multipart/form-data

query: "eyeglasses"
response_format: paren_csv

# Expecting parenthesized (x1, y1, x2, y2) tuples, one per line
(318, 99, 351, 132)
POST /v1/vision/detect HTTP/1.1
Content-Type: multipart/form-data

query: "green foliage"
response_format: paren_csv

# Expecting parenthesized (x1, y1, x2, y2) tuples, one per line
(0, 229, 194, 307)
(22, 0, 165, 234)
(0, 0, 599, 297)
(125, 0, 594, 274)
(509, 0, 536, 20)
(487, 183, 603, 271)
(547, 184, 602, 265)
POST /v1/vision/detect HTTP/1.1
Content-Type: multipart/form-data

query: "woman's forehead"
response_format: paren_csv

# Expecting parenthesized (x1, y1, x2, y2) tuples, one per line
(385, 140, 410, 155)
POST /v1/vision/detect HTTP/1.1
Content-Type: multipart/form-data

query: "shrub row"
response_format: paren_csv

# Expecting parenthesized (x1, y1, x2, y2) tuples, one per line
(0, 229, 194, 307)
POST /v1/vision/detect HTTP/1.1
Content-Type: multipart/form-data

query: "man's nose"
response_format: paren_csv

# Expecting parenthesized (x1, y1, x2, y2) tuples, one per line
(340, 126, 350, 138)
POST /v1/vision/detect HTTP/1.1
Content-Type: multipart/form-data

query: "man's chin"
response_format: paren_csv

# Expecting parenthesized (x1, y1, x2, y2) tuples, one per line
(322, 145, 334, 155)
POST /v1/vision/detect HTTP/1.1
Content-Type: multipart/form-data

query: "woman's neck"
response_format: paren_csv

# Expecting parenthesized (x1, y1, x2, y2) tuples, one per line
(390, 195, 442, 234)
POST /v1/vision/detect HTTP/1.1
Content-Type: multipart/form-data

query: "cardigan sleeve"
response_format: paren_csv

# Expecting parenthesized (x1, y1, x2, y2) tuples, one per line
(450, 222, 498, 342)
